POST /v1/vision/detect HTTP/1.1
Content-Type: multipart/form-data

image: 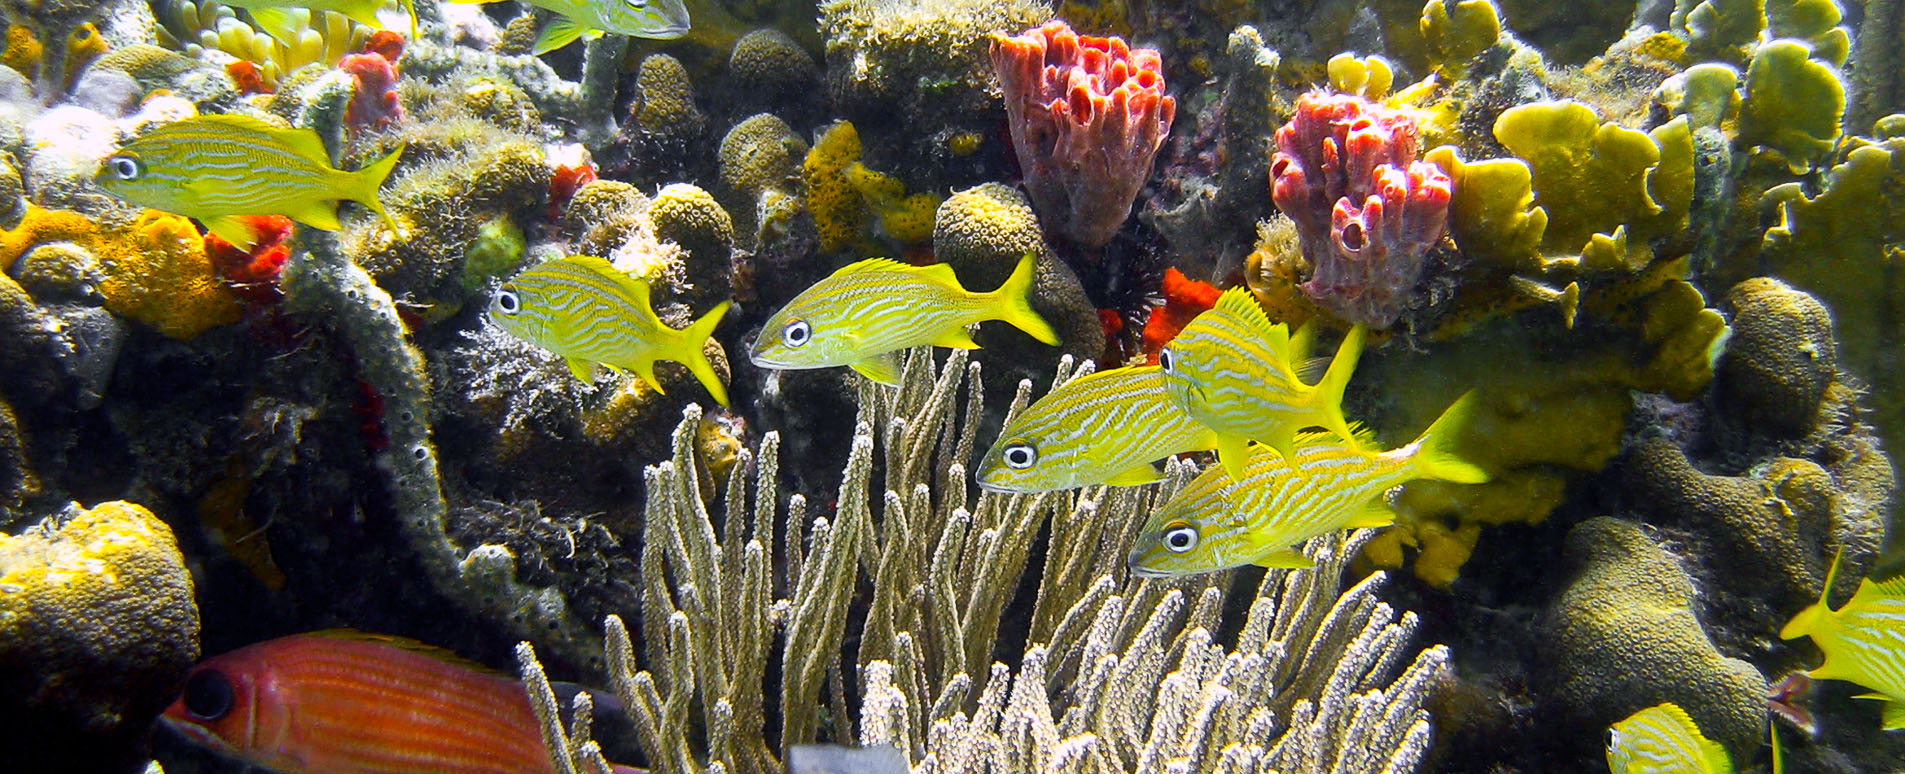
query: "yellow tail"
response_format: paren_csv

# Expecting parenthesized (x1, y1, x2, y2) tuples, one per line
(988, 252, 1059, 345)
(352, 143, 406, 236)
(1407, 390, 1489, 484)
(1780, 548, 1843, 641)
(665, 301, 732, 407)
(1310, 324, 1365, 448)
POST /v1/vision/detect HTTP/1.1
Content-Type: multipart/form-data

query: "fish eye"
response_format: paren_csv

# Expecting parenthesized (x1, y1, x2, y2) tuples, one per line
(1002, 442, 1036, 469)
(782, 320, 811, 347)
(1604, 728, 1620, 751)
(495, 290, 520, 315)
(106, 156, 143, 181)
(1162, 523, 1199, 553)
(182, 669, 235, 721)
(1159, 347, 1175, 373)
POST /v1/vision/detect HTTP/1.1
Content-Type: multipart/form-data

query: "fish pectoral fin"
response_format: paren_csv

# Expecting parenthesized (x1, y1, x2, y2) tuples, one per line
(1344, 498, 1396, 529)
(1252, 548, 1314, 569)
(932, 326, 979, 350)
(849, 355, 904, 386)
(279, 199, 344, 232)
(565, 357, 602, 384)
(1854, 694, 1905, 730)
(1104, 463, 1164, 486)
(245, 7, 303, 44)
(630, 359, 664, 394)
(533, 16, 597, 54)
(202, 216, 260, 251)
(1215, 435, 1251, 481)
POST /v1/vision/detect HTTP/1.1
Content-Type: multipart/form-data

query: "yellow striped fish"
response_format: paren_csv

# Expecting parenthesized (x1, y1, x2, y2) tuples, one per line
(489, 255, 731, 407)
(219, 0, 420, 42)
(749, 253, 1058, 385)
(95, 114, 403, 251)
(449, 0, 689, 54)
(1127, 391, 1485, 577)
(975, 365, 1216, 493)
(1606, 703, 1732, 774)
(1158, 287, 1364, 480)
(1780, 551, 1905, 729)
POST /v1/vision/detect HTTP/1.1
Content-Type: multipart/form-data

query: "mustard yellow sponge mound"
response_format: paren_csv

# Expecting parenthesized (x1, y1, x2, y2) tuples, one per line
(0, 501, 200, 769)
(0, 204, 241, 340)
(932, 182, 1045, 291)
(1542, 516, 1764, 759)
(801, 120, 869, 252)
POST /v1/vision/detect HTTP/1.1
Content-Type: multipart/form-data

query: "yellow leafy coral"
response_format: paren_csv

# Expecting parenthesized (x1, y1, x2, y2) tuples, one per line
(0, 204, 240, 339)
(1738, 39, 1845, 172)
(802, 120, 941, 252)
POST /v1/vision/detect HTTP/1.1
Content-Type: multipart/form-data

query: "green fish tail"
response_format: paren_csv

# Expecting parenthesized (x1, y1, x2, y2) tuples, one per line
(667, 301, 732, 407)
(988, 252, 1059, 345)
(1310, 323, 1365, 448)
(1407, 390, 1489, 485)
(352, 143, 406, 236)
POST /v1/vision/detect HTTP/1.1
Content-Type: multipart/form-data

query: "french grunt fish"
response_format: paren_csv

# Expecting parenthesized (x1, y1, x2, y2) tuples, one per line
(95, 113, 403, 251)
(448, 0, 689, 54)
(975, 364, 1215, 493)
(1605, 702, 1733, 774)
(1780, 550, 1905, 729)
(749, 253, 1059, 386)
(160, 631, 644, 774)
(1157, 286, 1365, 480)
(1127, 391, 1486, 578)
(217, 0, 420, 42)
(490, 254, 732, 407)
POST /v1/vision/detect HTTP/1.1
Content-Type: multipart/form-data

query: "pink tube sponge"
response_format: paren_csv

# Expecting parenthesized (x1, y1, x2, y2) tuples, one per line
(1271, 92, 1452, 328)
(992, 21, 1176, 249)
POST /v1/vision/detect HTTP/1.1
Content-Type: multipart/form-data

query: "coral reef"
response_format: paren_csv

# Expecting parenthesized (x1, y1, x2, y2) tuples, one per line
(526, 353, 1450, 774)
(1270, 92, 1452, 328)
(0, 500, 199, 773)
(718, 112, 806, 248)
(1542, 517, 1764, 761)
(992, 21, 1176, 249)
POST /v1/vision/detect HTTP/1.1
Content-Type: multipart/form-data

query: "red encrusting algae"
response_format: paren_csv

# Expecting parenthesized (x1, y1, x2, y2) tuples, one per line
(1140, 267, 1220, 365)
(205, 215, 294, 305)
(340, 32, 405, 131)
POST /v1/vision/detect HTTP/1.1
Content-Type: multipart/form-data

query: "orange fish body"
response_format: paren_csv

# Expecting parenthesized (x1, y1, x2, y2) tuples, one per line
(162, 633, 636, 774)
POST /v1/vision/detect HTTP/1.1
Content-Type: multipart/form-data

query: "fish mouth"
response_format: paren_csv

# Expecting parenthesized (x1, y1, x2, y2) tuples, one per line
(975, 478, 1014, 494)
(1126, 557, 1171, 579)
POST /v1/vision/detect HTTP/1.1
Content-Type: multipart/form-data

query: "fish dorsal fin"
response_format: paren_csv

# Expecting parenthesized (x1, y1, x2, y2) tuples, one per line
(564, 254, 653, 311)
(837, 257, 965, 289)
(304, 629, 507, 676)
(1286, 319, 1318, 366)
(189, 114, 333, 166)
(1291, 423, 1376, 448)
(1214, 286, 1279, 335)
(1863, 574, 1905, 600)
(245, 6, 305, 45)
(1649, 702, 1700, 734)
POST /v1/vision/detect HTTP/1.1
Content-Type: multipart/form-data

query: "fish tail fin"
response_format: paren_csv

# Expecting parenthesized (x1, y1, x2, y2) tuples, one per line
(330, 0, 394, 34)
(988, 252, 1059, 345)
(352, 143, 405, 237)
(399, 0, 418, 38)
(665, 301, 731, 407)
(1310, 323, 1365, 447)
(1408, 390, 1490, 485)
(1781, 547, 1843, 641)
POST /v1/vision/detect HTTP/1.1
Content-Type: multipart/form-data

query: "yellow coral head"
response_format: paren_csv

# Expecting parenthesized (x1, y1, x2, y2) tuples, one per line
(1780, 547, 1843, 641)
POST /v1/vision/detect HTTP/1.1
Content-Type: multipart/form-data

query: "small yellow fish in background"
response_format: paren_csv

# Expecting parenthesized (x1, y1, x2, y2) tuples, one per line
(975, 365, 1215, 492)
(218, 0, 420, 43)
(449, 0, 689, 54)
(1780, 550, 1905, 730)
(1605, 703, 1733, 774)
(749, 253, 1059, 386)
(490, 254, 731, 407)
(95, 114, 403, 251)
(1158, 286, 1365, 480)
(1127, 391, 1485, 577)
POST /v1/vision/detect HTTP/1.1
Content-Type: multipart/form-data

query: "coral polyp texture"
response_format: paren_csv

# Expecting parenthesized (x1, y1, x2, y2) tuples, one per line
(992, 20, 1175, 249)
(1270, 92, 1452, 328)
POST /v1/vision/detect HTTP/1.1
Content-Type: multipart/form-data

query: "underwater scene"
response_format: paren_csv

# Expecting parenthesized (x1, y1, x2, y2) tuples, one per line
(0, 0, 1903, 771)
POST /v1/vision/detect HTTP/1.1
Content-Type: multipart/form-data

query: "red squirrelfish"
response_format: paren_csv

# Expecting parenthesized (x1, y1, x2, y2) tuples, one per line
(161, 632, 641, 774)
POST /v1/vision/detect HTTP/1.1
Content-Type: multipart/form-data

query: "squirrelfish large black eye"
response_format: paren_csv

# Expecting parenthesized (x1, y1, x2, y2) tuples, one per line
(1158, 347, 1175, 373)
(1162, 524, 1198, 553)
(496, 290, 520, 315)
(782, 320, 811, 347)
(1002, 442, 1036, 469)
(182, 669, 234, 721)
(106, 156, 142, 181)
